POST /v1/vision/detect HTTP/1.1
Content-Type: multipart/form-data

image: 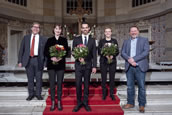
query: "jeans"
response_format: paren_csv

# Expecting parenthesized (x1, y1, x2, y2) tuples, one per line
(126, 66, 146, 107)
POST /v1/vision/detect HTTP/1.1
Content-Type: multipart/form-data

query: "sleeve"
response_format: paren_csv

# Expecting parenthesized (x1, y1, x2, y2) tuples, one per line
(44, 39, 51, 58)
(113, 39, 119, 57)
(64, 38, 69, 57)
(98, 40, 103, 56)
(92, 39, 97, 68)
(121, 40, 130, 61)
(18, 36, 25, 64)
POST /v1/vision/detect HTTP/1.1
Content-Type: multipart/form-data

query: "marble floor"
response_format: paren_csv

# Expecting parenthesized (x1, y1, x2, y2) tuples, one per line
(0, 84, 172, 115)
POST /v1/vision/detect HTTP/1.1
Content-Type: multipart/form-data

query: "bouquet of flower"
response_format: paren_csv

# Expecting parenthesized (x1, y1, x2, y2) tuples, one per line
(101, 43, 118, 64)
(49, 44, 66, 65)
(72, 44, 89, 65)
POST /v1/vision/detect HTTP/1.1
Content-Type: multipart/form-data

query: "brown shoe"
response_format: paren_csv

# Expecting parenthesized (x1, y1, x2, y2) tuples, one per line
(123, 104, 134, 109)
(139, 106, 145, 113)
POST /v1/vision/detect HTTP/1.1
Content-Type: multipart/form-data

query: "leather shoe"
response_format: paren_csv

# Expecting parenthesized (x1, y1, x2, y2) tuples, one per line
(83, 104, 91, 112)
(110, 95, 116, 100)
(50, 101, 55, 111)
(57, 101, 63, 111)
(139, 106, 145, 113)
(123, 104, 134, 109)
(35, 95, 43, 100)
(26, 95, 34, 101)
(72, 104, 82, 112)
(102, 95, 106, 100)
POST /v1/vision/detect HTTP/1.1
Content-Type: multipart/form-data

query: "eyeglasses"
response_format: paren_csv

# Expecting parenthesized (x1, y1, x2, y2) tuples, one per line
(32, 26, 40, 29)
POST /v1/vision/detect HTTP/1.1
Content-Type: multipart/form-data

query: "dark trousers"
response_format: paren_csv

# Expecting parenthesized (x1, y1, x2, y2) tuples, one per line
(48, 69, 64, 101)
(100, 62, 116, 96)
(26, 57, 43, 97)
(75, 66, 91, 105)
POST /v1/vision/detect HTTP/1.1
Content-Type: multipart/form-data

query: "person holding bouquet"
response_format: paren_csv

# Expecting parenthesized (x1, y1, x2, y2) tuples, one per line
(44, 24, 69, 111)
(98, 27, 119, 101)
(72, 22, 97, 112)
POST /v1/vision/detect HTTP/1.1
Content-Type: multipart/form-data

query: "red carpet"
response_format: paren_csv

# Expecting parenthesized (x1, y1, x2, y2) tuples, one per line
(43, 84, 124, 115)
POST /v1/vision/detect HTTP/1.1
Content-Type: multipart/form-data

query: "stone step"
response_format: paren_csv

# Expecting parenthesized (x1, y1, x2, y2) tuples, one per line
(124, 105, 172, 115)
(0, 106, 44, 115)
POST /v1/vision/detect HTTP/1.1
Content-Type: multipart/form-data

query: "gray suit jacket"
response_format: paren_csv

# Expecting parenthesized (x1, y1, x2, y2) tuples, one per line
(18, 34, 47, 70)
(121, 36, 150, 72)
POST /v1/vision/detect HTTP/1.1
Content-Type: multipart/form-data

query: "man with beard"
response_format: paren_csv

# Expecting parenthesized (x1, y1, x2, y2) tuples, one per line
(72, 22, 97, 112)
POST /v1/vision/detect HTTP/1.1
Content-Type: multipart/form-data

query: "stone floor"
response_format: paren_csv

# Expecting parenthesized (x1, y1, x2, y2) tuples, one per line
(0, 84, 172, 115)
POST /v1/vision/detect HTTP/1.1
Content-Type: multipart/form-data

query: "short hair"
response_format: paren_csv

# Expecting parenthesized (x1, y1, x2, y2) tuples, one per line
(53, 24, 62, 34)
(32, 22, 40, 27)
(81, 22, 89, 27)
(104, 27, 112, 32)
(129, 26, 139, 32)
(54, 24, 62, 29)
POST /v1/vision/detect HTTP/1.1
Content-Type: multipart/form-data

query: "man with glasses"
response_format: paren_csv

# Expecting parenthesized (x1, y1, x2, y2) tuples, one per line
(18, 22, 47, 101)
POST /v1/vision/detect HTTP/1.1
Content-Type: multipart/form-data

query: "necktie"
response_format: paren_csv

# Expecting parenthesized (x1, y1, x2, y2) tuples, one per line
(84, 36, 87, 45)
(30, 35, 35, 57)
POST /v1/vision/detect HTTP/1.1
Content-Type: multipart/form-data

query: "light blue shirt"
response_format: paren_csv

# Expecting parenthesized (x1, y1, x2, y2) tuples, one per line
(130, 37, 137, 58)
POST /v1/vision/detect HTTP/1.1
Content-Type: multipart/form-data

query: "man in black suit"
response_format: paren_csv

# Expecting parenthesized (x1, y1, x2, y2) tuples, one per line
(72, 22, 97, 112)
(18, 22, 47, 101)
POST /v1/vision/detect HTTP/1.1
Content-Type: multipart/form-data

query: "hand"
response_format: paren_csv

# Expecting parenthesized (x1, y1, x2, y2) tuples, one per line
(51, 57, 61, 62)
(131, 62, 137, 67)
(110, 55, 113, 59)
(79, 58, 84, 63)
(106, 56, 110, 59)
(18, 63, 22, 67)
(128, 57, 135, 64)
(92, 68, 96, 74)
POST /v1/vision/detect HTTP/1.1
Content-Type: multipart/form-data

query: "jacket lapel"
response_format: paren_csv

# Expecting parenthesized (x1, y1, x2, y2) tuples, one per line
(136, 37, 140, 55)
(127, 38, 131, 56)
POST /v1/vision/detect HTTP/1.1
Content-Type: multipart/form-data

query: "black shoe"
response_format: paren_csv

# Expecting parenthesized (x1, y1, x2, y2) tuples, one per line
(26, 95, 34, 101)
(36, 95, 43, 100)
(50, 101, 55, 111)
(83, 104, 91, 112)
(57, 101, 63, 111)
(102, 95, 106, 100)
(72, 104, 82, 112)
(110, 95, 116, 100)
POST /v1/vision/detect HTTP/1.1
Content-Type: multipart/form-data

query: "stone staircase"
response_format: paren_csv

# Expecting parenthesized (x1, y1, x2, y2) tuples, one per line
(0, 87, 48, 115)
(0, 85, 172, 115)
(117, 85, 172, 115)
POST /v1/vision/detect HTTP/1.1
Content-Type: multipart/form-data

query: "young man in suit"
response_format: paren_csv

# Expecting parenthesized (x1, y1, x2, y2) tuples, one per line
(18, 22, 47, 101)
(121, 26, 150, 113)
(72, 22, 97, 112)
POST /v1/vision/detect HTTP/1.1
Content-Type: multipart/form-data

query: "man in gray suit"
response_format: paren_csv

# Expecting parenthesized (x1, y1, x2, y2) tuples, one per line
(18, 22, 47, 101)
(121, 26, 149, 113)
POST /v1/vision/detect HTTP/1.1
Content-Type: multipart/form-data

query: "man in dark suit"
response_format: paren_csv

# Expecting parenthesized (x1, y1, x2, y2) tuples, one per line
(18, 22, 47, 101)
(121, 26, 149, 113)
(72, 22, 97, 112)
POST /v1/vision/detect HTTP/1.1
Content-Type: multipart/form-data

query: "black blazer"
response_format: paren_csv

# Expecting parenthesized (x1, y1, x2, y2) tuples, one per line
(72, 35, 97, 69)
(44, 36, 69, 70)
(18, 34, 47, 70)
(98, 38, 119, 64)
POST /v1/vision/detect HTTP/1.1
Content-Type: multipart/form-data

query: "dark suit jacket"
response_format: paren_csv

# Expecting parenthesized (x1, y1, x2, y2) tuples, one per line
(121, 36, 150, 72)
(98, 38, 119, 64)
(44, 36, 69, 70)
(72, 35, 97, 69)
(18, 34, 47, 70)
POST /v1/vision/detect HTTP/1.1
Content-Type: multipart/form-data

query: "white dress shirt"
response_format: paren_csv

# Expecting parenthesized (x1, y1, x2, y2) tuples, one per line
(82, 34, 89, 45)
